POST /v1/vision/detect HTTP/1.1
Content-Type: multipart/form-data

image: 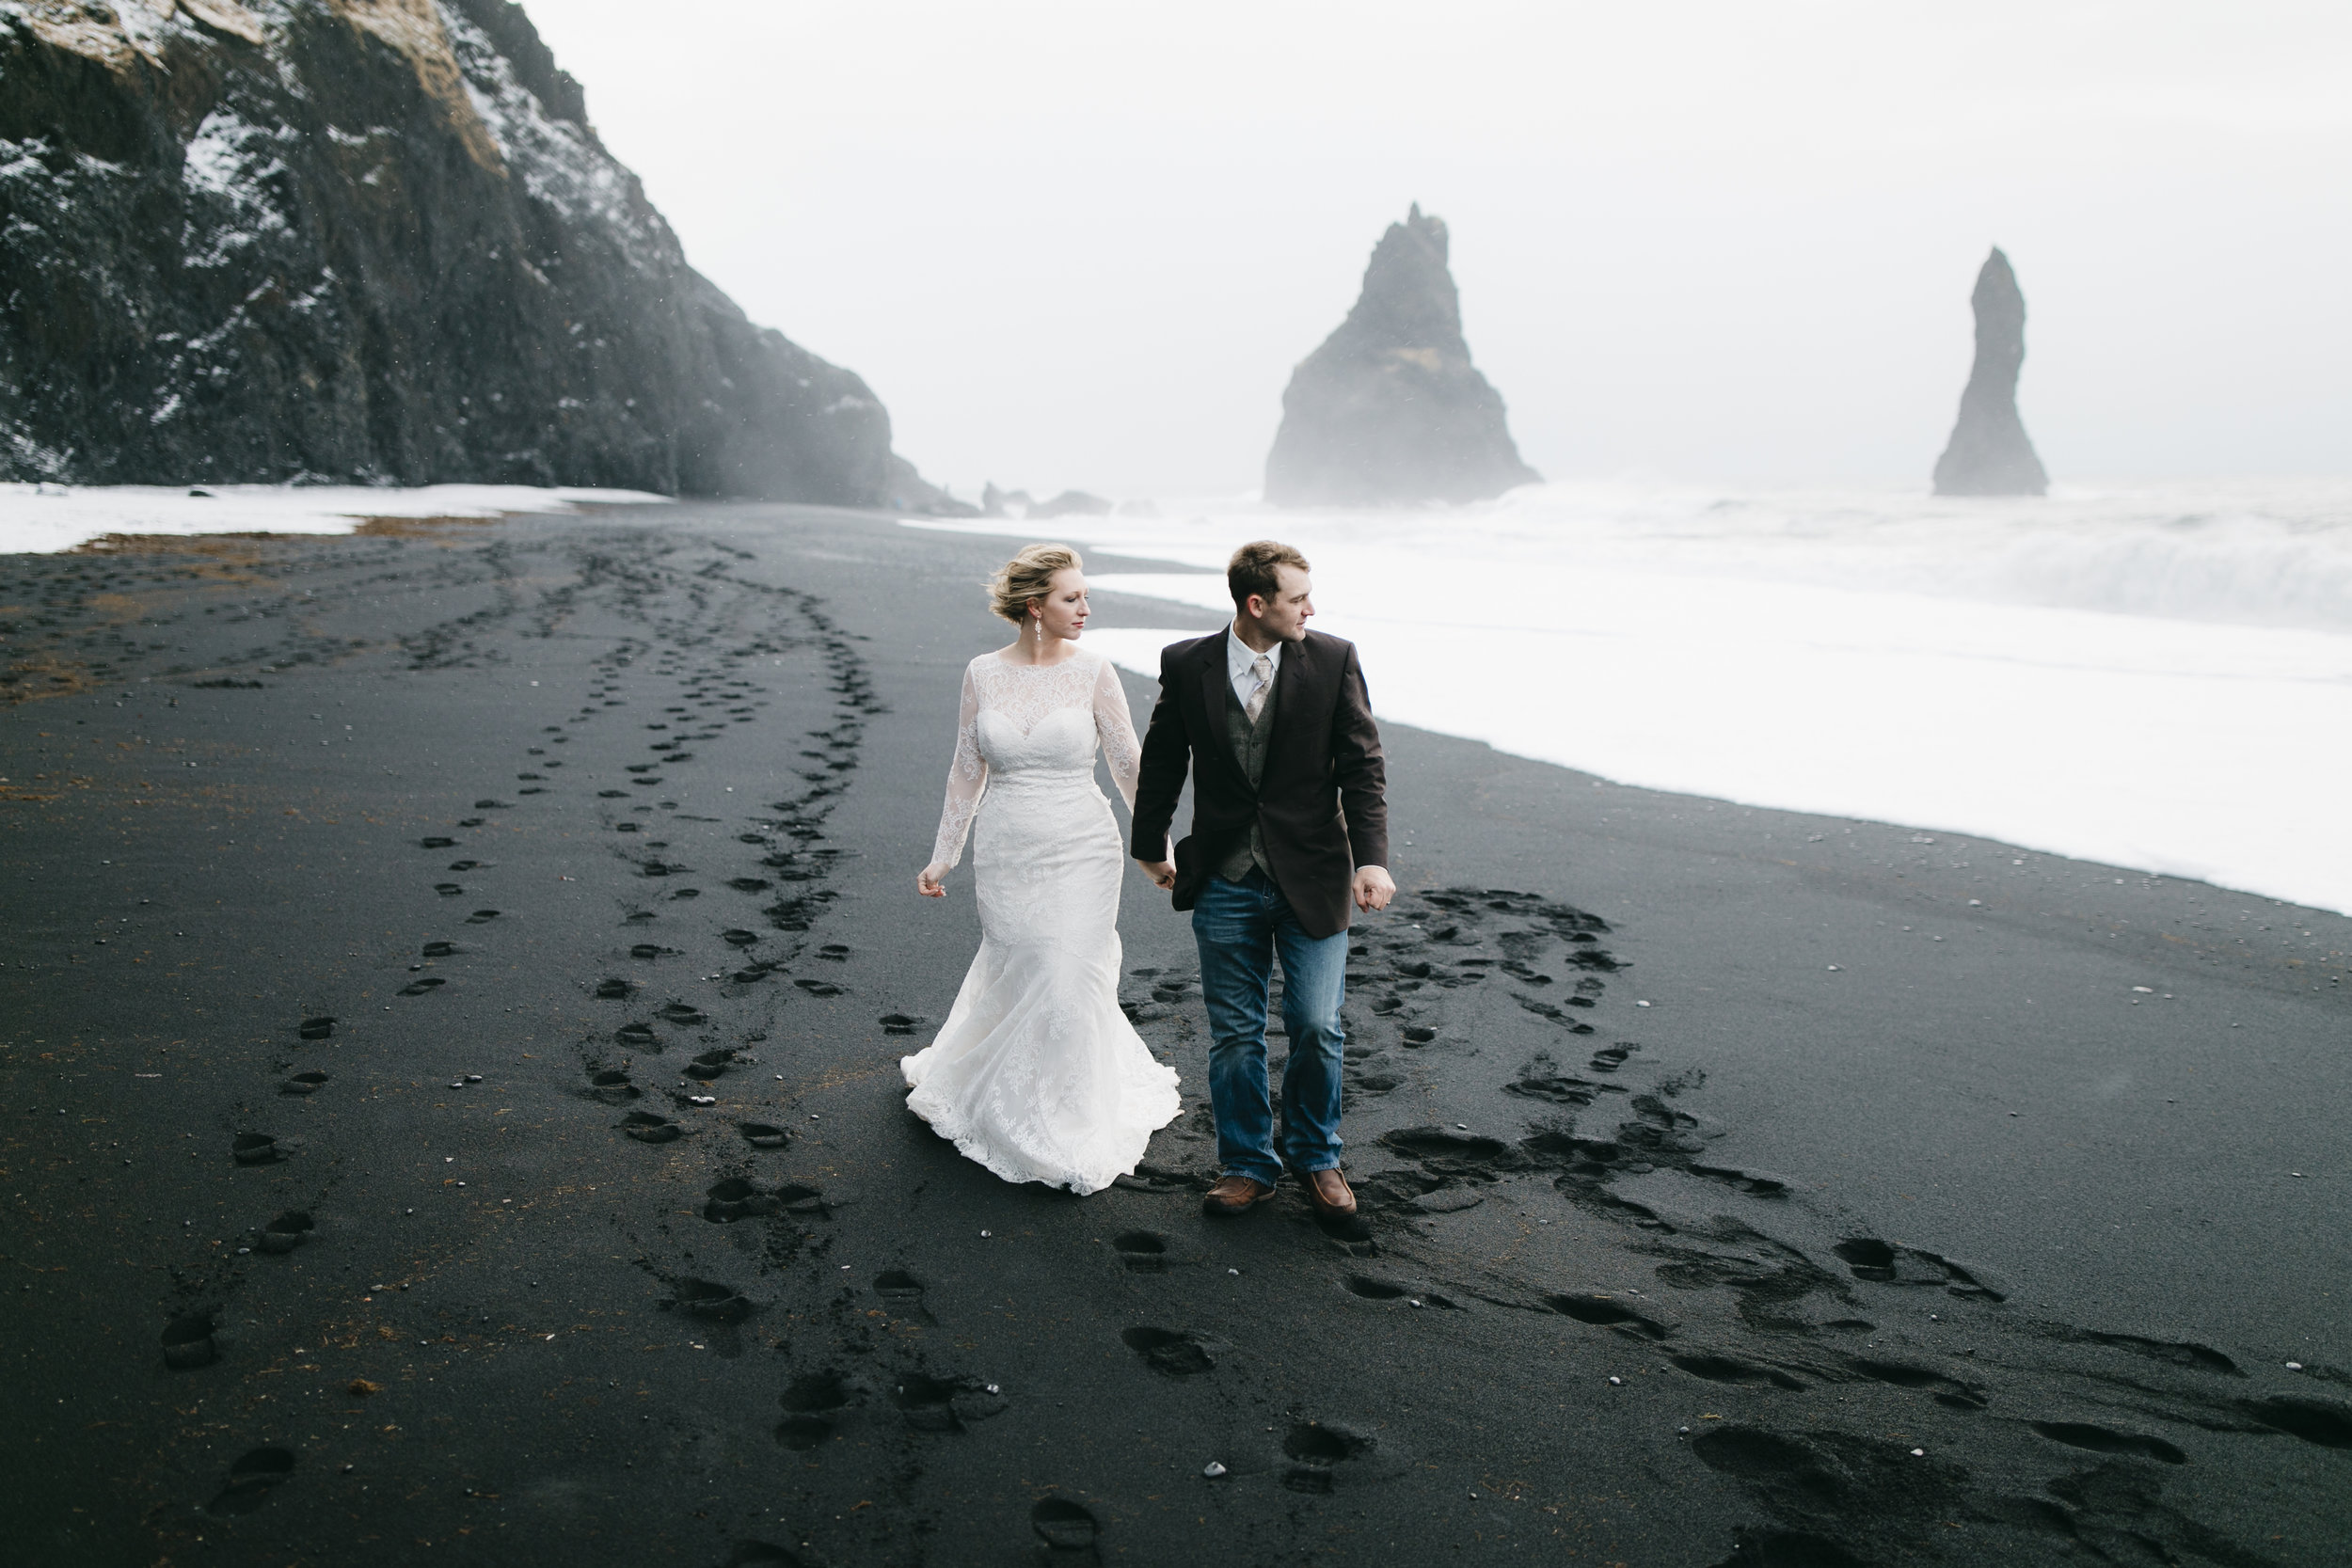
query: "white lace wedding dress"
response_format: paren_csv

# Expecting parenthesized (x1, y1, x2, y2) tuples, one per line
(903, 649, 1181, 1195)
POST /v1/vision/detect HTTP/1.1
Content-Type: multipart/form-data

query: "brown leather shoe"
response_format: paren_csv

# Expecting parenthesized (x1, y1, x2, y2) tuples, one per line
(1200, 1174, 1276, 1216)
(1299, 1166, 1358, 1219)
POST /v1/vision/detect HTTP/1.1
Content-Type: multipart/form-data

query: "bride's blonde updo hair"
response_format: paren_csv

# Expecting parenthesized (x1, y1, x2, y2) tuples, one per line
(987, 543, 1082, 624)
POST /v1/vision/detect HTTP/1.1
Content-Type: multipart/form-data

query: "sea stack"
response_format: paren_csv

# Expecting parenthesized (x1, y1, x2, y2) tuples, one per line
(0, 0, 946, 506)
(1931, 247, 2049, 497)
(1264, 205, 1537, 507)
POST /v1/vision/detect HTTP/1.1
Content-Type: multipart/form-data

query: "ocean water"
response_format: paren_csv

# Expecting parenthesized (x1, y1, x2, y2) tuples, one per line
(0, 483, 669, 556)
(905, 479, 2352, 916)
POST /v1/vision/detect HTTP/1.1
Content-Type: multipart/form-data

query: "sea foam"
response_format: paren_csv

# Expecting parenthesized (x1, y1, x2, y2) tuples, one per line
(906, 480, 2352, 916)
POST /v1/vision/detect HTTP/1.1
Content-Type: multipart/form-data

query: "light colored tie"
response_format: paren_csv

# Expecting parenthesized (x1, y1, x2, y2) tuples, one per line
(1245, 654, 1274, 722)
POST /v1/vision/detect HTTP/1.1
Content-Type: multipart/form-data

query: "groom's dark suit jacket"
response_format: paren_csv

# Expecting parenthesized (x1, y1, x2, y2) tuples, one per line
(1130, 627, 1388, 941)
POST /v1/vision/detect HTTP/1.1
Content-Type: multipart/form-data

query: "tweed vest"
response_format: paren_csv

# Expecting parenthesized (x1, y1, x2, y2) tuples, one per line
(1216, 672, 1279, 881)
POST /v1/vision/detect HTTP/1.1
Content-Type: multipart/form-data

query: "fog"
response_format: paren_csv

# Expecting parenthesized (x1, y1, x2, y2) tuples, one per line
(524, 1, 2352, 498)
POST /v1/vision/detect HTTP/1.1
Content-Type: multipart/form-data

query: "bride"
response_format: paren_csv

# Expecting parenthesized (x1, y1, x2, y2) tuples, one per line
(908, 544, 1181, 1194)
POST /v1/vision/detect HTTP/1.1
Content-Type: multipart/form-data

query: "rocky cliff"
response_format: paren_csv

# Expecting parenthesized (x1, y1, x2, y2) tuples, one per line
(0, 0, 943, 506)
(1931, 246, 2049, 498)
(1264, 204, 1537, 507)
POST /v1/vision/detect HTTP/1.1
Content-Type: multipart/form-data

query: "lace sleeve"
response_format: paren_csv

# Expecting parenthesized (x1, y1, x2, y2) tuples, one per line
(930, 662, 988, 867)
(1092, 656, 1143, 814)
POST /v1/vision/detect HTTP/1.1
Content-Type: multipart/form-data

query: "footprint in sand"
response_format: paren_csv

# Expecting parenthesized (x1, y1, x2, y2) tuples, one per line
(420, 837, 457, 849)
(279, 1070, 330, 1096)
(739, 1122, 791, 1150)
(587, 1069, 639, 1103)
(673, 1278, 752, 1323)
(619, 1111, 680, 1143)
(2237, 1395, 2352, 1449)
(434, 883, 463, 896)
(873, 1269, 934, 1324)
(162, 1307, 219, 1370)
(893, 1371, 1006, 1433)
(1670, 1351, 1807, 1390)
(1343, 1275, 1459, 1308)
(465, 910, 500, 926)
(702, 1178, 786, 1222)
(1831, 1239, 2006, 1301)
(396, 977, 444, 996)
(231, 1132, 283, 1165)
(1686, 1164, 1790, 1197)
(296, 1016, 335, 1040)
(1548, 1293, 1671, 1340)
(1120, 1326, 1215, 1376)
(1688, 1425, 1839, 1490)
(1505, 1054, 1605, 1106)
(204, 1445, 294, 1516)
(596, 978, 633, 999)
(1111, 1231, 1168, 1273)
(256, 1210, 314, 1254)
(776, 1371, 855, 1451)
(421, 941, 456, 958)
(1281, 1421, 1374, 1494)
(1030, 1498, 1101, 1552)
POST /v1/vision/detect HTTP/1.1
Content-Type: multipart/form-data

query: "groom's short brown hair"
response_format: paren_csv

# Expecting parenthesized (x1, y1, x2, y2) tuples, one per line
(1228, 541, 1310, 610)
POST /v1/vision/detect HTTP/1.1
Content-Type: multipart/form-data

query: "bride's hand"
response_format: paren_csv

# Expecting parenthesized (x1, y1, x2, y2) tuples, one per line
(917, 863, 950, 897)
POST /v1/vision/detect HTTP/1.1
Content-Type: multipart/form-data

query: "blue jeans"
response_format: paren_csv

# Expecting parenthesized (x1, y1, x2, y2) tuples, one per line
(1191, 869, 1349, 1185)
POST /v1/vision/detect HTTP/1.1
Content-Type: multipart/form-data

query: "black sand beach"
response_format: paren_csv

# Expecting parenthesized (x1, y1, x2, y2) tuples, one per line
(4, 505, 2347, 1567)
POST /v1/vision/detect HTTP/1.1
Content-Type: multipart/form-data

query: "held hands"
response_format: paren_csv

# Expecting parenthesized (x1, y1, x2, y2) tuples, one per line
(916, 862, 951, 897)
(1127, 859, 1390, 906)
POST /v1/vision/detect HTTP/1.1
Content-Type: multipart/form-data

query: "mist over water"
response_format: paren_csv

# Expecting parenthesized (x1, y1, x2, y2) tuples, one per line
(523, 1, 2352, 493)
(1471, 480, 2352, 633)
(913, 477, 2352, 914)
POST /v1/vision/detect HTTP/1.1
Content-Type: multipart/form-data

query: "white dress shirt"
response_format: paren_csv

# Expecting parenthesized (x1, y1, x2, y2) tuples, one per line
(1226, 625, 1281, 710)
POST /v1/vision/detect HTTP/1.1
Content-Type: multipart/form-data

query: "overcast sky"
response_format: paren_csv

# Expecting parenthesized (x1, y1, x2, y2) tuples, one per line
(522, 1, 2352, 498)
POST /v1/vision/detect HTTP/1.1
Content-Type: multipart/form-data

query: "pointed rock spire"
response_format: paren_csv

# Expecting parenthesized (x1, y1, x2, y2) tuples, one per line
(1932, 247, 2049, 497)
(1265, 205, 1539, 506)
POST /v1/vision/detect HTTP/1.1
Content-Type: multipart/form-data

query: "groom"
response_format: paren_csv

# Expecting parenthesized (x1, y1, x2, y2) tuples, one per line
(1133, 541, 1393, 1221)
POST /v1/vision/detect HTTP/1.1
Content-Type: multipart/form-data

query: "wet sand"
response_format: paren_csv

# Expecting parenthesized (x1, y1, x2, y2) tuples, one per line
(3, 504, 2347, 1566)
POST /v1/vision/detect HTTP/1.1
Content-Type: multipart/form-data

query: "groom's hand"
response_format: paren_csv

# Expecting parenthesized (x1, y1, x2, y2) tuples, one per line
(1136, 858, 1178, 891)
(1352, 865, 1396, 912)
